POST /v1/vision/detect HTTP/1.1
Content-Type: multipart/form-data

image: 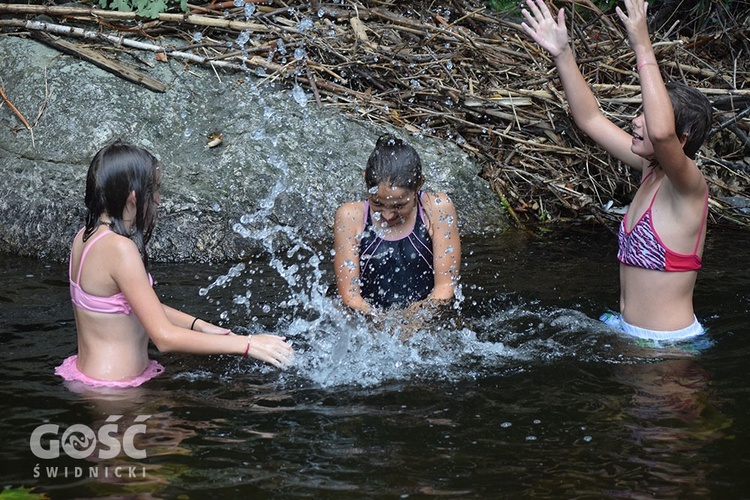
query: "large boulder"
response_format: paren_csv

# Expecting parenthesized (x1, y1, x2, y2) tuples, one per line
(0, 35, 506, 262)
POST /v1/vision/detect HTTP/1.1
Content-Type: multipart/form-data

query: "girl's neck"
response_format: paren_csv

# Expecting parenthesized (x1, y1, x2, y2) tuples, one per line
(99, 215, 133, 233)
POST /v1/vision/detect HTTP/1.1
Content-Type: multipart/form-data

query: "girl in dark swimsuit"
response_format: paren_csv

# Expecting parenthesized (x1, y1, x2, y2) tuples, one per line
(333, 134, 461, 315)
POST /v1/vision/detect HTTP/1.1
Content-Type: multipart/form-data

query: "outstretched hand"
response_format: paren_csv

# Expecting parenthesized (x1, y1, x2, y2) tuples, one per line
(247, 334, 295, 368)
(521, 0, 569, 58)
(615, 0, 651, 50)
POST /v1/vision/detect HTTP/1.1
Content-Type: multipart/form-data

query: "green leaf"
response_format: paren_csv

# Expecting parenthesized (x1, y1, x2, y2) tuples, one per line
(110, 0, 133, 12)
(0, 487, 50, 500)
(136, 0, 168, 18)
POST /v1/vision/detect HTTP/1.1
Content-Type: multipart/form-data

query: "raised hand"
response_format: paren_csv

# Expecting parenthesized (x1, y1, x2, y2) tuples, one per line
(615, 0, 651, 50)
(521, 0, 569, 58)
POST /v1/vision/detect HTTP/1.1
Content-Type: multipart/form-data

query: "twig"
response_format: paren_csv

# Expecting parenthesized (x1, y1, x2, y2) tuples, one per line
(0, 0, 745, 228)
(0, 84, 35, 146)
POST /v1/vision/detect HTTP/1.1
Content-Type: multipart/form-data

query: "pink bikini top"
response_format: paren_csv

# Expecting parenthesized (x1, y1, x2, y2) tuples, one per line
(617, 177, 708, 272)
(69, 229, 152, 315)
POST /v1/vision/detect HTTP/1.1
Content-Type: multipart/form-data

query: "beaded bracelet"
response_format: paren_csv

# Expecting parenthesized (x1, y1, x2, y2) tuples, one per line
(243, 335, 253, 358)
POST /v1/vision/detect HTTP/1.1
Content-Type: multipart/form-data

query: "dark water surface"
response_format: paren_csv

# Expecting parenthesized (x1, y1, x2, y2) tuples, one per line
(1, 225, 748, 498)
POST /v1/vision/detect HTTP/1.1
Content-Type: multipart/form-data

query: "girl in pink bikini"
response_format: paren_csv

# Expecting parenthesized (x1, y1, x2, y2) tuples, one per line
(56, 141, 294, 388)
(522, 0, 713, 342)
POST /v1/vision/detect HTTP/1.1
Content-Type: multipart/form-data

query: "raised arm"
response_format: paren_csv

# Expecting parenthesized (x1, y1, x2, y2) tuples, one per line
(616, 0, 706, 194)
(522, 0, 647, 171)
(422, 191, 461, 302)
(333, 201, 372, 314)
(113, 238, 293, 368)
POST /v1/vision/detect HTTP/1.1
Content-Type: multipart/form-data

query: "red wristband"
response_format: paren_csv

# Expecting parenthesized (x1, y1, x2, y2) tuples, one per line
(243, 335, 253, 357)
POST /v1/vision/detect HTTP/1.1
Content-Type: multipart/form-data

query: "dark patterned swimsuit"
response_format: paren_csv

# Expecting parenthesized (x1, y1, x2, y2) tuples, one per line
(359, 192, 434, 308)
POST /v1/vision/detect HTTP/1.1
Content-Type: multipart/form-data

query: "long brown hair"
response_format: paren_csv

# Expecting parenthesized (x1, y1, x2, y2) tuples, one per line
(83, 140, 161, 269)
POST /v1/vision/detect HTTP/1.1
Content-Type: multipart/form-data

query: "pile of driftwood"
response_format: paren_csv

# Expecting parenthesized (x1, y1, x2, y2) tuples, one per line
(1, 0, 748, 229)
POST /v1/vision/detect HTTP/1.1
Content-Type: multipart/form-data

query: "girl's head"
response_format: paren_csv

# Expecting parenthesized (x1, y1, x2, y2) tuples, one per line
(634, 82, 713, 164)
(84, 140, 162, 267)
(667, 82, 713, 159)
(364, 135, 425, 227)
(364, 134, 424, 192)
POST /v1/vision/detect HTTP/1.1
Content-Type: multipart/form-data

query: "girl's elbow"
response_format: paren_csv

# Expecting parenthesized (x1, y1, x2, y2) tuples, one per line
(149, 331, 180, 353)
(648, 126, 677, 145)
(150, 339, 173, 353)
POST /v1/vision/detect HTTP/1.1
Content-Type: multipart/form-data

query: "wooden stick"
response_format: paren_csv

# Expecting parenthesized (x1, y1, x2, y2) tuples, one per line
(190, 0, 266, 11)
(2, 19, 288, 75)
(0, 4, 288, 34)
(31, 31, 166, 92)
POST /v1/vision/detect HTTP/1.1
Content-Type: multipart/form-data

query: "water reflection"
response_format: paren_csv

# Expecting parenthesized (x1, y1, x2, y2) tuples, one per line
(613, 348, 729, 498)
(47, 386, 196, 496)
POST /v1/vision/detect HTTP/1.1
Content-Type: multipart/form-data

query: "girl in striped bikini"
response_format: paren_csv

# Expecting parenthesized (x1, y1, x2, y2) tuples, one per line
(522, 0, 713, 342)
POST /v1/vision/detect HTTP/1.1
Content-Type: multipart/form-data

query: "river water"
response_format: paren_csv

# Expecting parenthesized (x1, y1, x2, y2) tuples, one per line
(1, 223, 748, 498)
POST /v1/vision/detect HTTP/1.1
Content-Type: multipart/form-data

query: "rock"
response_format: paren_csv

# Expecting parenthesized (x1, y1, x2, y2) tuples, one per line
(0, 35, 506, 262)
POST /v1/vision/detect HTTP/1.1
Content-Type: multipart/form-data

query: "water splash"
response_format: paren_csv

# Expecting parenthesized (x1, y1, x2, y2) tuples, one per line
(199, 160, 637, 388)
(292, 84, 309, 107)
(297, 18, 314, 32)
(243, 2, 256, 20)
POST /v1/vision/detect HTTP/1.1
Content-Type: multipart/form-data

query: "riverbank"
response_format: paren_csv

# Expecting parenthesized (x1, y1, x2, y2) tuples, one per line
(0, 34, 505, 262)
(0, 0, 747, 260)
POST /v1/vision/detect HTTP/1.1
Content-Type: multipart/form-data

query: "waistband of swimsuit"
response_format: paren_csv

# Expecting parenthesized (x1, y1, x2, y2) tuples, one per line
(620, 315, 704, 341)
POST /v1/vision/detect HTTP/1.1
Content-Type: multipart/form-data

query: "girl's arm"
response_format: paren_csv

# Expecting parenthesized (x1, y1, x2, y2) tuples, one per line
(616, 0, 706, 195)
(333, 201, 372, 314)
(423, 191, 461, 302)
(522, 0, 647, 171)
(112, 238, 293, 368)
(162, 305, 230, 335)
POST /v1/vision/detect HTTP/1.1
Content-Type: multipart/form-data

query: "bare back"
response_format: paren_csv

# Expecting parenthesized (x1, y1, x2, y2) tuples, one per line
(70, 226, 151, 381)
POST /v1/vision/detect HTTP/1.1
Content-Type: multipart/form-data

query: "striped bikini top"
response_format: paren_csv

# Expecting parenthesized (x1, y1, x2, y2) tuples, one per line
(617, 178, 708, 272)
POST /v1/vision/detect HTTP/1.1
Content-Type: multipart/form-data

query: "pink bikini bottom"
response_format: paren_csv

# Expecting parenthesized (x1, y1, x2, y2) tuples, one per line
(55, 355, 164, 388)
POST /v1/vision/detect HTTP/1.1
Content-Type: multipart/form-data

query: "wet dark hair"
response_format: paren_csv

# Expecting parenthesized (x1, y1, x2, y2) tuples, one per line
(364, 134, 424, 191)
(666, 81, 713, 159)
(83, 140, 161, 269)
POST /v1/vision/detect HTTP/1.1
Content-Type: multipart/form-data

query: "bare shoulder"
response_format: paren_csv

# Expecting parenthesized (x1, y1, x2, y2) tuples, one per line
(334, 201, 367, 238)
(104, 231, 140, 253)
(335, 201, 366, 223)
(96, 232, 145, 273)
(420, 191, 458, 236)
(421, 191, 457, 215)
(666, 158, 709, 200)
(75, 230, 147, 291)
(664, 167, 709, 207)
